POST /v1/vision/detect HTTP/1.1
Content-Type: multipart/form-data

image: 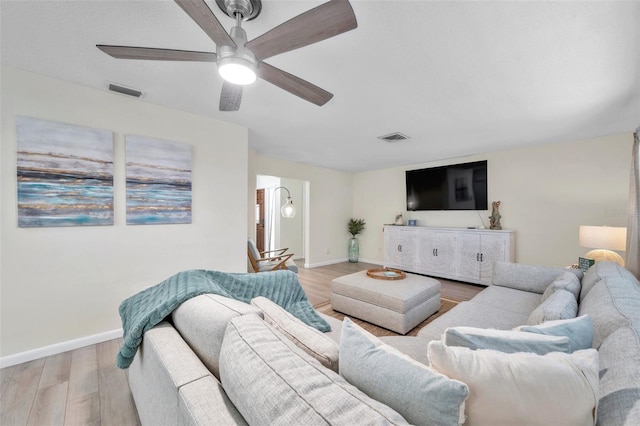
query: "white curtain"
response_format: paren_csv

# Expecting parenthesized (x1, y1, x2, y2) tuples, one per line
(626, 129, 640, 277)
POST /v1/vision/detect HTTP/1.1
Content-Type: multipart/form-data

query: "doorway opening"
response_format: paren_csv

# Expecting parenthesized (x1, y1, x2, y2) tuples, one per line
(256, 175, 308, 262)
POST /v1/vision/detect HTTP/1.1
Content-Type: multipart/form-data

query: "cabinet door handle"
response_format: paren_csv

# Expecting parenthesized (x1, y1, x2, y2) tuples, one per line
(432, 249, 436, 256)
(476, 253, 480, 262)
(435, 248, 438, 256)
(398, 245, 402, 252)
(480, 253, 484, 262)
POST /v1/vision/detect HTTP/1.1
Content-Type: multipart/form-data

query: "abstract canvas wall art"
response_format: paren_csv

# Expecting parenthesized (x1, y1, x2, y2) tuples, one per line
(17, 116, 114, 227)
(125, 135, 192, 225)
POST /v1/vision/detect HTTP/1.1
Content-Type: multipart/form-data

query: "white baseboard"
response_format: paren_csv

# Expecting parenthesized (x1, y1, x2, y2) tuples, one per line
(303, 258, 384, 269)
(0, 328, 123, 368)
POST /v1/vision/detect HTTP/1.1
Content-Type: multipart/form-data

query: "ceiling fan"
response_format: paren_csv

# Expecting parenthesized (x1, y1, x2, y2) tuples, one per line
(97, 0, 357, 111)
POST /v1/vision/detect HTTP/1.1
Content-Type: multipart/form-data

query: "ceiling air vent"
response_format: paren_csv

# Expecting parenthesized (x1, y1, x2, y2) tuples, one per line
(106, 81, 144, 98)
(378, 132, 410, 142)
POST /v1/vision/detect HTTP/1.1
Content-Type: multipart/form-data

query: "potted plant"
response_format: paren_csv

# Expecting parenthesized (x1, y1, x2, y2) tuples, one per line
(347, 218, 366, 263)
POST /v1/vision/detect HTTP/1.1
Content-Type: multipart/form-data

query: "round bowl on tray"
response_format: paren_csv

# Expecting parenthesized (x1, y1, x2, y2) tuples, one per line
(365, 267, 407, 280)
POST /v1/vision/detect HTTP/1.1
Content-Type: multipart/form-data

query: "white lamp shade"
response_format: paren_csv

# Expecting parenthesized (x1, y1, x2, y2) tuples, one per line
(579, 226, 627, 251)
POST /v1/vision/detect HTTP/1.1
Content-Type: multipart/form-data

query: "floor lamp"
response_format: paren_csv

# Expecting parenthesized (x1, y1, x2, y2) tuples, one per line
(267, 186, 296, 251)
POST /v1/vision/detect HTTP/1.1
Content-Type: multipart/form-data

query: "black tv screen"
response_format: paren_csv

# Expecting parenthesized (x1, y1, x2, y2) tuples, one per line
(406, 160, 488, 211)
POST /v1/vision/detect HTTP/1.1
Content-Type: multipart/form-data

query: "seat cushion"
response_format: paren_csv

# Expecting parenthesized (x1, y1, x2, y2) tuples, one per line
(470, 285, 542, 316)
(416, 301, 529, 342)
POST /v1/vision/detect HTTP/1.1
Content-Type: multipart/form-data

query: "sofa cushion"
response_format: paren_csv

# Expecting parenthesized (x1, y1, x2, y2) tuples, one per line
(578, 276, 640, 348)
(468, 285, 541, 315)
(178, 375, 247, 426)
(250, 296, 339, 372)
(596, 325, 640, 425)
(219, 315, 409, 425)
(416, 301, 529, 342)
(581, 261, 639, 302)
(428, 341, 599, 426)
(340, 318, 469, 426)
(541, 271, 581, 302)
(492, 261, 582, 294)
(172, 294, 262, 379)
(379, 335, 431, 365)
(516, 315, 593, 352)
(527, 289, 577, 325)
(443, 326, 571, 355)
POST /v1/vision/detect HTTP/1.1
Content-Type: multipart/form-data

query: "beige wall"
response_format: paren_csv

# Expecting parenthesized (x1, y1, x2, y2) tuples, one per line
(1, 67, 248, 359)
(353, 133, 633, 267)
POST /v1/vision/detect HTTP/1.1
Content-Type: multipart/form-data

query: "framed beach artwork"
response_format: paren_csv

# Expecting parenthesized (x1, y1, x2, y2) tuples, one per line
(17, 116, 114, 227)
(125, 135, 192, 225)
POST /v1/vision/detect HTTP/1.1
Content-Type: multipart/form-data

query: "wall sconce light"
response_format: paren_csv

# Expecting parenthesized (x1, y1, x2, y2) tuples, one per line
(274, 186, 296, 218)
(579, 225, 627, 266)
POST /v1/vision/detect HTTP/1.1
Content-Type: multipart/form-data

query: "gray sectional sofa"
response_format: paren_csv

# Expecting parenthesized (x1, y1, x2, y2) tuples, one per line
(127, 261, 640, 425)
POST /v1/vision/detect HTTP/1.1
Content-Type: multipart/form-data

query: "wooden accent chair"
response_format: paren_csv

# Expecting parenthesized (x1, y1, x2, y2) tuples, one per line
(247, 239, 299, 273)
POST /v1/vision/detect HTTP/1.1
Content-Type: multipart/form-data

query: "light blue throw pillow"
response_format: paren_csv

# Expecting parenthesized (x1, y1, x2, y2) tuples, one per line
(444, 326, 572, 355)
(340, 318, 469, 426)
(516, 315, 594, 352)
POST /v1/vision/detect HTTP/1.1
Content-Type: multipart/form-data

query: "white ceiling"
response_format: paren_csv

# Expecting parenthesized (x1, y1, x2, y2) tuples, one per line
(2, 0, 639, 172)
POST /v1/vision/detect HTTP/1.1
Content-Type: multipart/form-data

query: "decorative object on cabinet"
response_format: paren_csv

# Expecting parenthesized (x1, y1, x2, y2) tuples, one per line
(126, 135, 192, 225)
(578, 225, 626, 266)
(347, 218, 366, 263)
(394, 212, 404, 225)
(17, 116, 114, 228)
(489, 200, 502, 230)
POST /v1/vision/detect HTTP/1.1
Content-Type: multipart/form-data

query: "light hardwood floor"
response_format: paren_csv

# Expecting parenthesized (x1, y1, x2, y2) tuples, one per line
(0, 261, 484, 426)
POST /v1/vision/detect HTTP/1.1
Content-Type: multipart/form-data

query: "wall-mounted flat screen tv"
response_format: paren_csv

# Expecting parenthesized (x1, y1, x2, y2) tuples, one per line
(406, 160, 488, 211)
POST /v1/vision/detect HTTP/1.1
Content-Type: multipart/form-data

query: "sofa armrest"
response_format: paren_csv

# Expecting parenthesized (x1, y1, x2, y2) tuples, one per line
(128, 322, 213, 426)
(492, 261, 582, 294)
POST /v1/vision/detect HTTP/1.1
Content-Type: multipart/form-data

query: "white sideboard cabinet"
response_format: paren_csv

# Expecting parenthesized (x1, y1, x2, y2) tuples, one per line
(383, 226, 515, 285)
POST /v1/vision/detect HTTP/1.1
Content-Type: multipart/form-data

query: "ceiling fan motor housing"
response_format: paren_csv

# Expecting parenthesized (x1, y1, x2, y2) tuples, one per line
(217, 26, 258, 85)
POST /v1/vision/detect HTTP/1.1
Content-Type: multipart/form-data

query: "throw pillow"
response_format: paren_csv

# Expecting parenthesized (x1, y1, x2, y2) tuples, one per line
(428, 341, 599, 426)
(250, 296, 339, 371)
(340, 318, 469, 426)
(541, 271, 581, 302)
(443, 326, 571, 354)
(515, 315, 594, 352)
(219, 315, 409, 425)
(527, 289, 578, 325)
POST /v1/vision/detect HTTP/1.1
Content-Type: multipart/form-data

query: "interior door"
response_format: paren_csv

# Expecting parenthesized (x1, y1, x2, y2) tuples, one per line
(256, 189, 265, 252)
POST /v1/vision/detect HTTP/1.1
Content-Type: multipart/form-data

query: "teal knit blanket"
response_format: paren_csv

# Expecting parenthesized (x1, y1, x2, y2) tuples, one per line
(116, 269, 330, 369)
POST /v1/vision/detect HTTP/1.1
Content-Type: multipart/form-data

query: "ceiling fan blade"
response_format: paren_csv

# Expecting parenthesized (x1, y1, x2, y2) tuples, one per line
(258, 62, 333, 106)
(97, 45, 217, 62)
(174, 0, 236, 48)
(220, 81, 243, 111)
(246, 0, 357, 61)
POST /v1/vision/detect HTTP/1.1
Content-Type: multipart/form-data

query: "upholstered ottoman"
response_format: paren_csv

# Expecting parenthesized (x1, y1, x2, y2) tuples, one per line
(331, 271, 441, 334)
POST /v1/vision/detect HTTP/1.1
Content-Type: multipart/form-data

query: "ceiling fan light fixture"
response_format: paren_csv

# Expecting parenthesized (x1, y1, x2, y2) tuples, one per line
(218, 57, 257, 85)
